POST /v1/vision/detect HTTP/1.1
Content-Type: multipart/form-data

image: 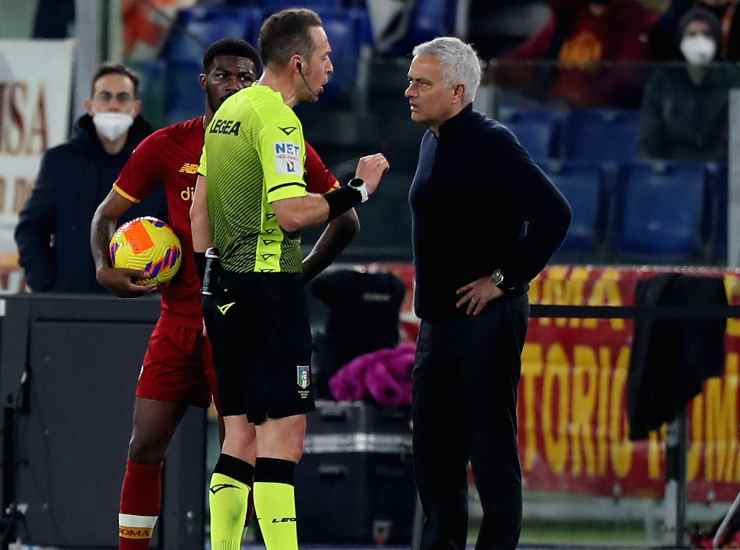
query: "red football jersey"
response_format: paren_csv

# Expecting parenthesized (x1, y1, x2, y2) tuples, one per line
(114, 117, 340, 323)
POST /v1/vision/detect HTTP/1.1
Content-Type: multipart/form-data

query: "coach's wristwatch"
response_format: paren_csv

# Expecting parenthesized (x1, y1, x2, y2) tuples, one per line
(491, 269, 505, 288)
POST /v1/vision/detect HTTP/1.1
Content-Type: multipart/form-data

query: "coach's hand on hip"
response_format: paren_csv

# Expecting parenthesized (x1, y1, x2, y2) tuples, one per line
(355, 153, 390, 197)
(456, 275, 504, 316)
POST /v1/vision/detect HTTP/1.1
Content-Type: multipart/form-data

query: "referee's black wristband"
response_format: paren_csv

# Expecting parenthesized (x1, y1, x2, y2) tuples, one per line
(325, 177, 367, 221)
(194, 251, 206, 281)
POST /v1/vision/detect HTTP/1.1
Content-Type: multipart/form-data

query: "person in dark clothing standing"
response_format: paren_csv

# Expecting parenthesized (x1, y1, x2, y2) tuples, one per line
(14, 63, 164, 293)
(640, 7, 740, 161)
(406, 37, 571, 550)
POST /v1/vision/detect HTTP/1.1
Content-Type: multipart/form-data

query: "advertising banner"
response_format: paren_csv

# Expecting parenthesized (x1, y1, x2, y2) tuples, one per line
(378, 263, 740, 502)
(0, 39, 75, 256)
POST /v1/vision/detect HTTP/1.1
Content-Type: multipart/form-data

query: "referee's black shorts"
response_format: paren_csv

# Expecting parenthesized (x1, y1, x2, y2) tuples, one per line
(203, 270, 315, 423)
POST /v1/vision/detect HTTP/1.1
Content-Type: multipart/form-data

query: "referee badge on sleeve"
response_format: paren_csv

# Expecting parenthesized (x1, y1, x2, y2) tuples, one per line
(274, 142, 302, 175)
(297, 365, 310, 397)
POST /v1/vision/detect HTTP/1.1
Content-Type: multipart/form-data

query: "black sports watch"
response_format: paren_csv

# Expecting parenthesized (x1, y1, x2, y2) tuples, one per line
(491, 269, 505, 287)
(347, 177, 368, 202)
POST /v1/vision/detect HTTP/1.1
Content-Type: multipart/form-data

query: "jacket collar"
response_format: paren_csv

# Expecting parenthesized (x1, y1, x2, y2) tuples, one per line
(437, 104, 475, 140)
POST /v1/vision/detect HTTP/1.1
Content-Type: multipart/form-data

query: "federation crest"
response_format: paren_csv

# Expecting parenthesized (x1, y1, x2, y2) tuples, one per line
(297, 365, 310, 389)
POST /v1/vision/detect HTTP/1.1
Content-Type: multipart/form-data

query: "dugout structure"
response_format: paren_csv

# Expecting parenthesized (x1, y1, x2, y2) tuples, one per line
(0, 294, 206, 549)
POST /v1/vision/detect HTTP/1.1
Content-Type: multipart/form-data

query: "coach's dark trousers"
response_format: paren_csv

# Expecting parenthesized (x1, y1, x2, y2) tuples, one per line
(412, 293, 529, 550)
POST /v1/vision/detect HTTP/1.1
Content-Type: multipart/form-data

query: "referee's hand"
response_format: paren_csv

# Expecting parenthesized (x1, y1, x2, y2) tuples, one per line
(355, 154, 390, 197)
(96, 266, 159, 298)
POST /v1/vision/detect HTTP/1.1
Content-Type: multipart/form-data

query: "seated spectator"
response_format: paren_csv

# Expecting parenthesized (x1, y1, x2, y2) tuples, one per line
(651, 0, 740, 61)
(640, 8, 740, 161)
(14, 63, 165, 293)
(496, 0, 658, 108)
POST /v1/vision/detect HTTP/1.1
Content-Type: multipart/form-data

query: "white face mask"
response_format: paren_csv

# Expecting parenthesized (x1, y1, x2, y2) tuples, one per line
(680, 34, 717, 65)
(92, 112, 134, 141)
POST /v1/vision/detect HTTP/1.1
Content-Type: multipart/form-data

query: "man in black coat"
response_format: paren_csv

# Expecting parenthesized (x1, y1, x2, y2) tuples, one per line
(406, 37, 571, 549)
(14, 63, 164, 293)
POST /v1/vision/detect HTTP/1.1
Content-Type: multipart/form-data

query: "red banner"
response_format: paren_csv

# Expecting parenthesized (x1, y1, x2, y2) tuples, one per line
(374, 263, 740, 503)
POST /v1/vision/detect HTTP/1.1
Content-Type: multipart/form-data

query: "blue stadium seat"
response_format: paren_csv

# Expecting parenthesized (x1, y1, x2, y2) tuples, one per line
(375, 0, 456, 55)
(318, 11, 359, 104)
(564, 109, 640, 162)
(259, 0, 342, 15)
(409, 0, 456, 45)
(161, 6, 258, 64)
(165, 61, 203, 123)
(706, 162, 728, 263)
(542, 161, 605, 261)
(129, 60, 167, 128)
(349, 6, 373, 49)
(499, 108, 563, 160)
(613, 162, 710, 262)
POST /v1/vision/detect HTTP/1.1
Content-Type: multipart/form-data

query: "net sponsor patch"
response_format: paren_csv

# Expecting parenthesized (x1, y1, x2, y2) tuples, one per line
(274, 142, 302, 175)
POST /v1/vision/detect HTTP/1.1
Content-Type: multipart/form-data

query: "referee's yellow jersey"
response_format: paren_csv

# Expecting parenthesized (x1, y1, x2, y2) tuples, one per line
(198, 84, 307, 273)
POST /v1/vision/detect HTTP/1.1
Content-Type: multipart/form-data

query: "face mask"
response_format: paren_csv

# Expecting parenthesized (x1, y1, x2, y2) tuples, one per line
(680, 34, 717, 65)
(92, 112, 134, 141)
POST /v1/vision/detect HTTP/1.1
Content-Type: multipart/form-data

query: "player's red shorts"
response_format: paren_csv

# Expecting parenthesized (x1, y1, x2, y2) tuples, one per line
(136, 311, 220, 409)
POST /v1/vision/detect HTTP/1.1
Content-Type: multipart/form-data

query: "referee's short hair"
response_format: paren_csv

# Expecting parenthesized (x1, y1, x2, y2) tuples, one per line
(202, 37, 262, 75)
(413, 37, 482, 105)
(259, 8, 323, 68)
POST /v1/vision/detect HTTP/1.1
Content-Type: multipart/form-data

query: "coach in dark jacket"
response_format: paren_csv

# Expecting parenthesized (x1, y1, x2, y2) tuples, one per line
(15, 63, 164, 293)
(406, 37, 571, 550)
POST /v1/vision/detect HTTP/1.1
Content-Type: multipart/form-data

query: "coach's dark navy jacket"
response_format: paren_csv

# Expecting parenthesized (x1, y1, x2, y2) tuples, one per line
(14, 114, 165, 293)
(409, 104, 571, 320)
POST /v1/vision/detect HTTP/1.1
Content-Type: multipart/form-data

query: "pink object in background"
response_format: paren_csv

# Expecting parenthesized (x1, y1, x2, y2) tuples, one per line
(329, 344, 416, 406)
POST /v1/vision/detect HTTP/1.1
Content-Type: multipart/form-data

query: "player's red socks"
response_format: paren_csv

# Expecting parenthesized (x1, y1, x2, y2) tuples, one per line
(118, 459, 162, 549)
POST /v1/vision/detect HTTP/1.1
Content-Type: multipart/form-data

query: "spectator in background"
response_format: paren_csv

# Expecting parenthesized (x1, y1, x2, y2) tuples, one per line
(14, 63, 164, 293)
(640, 8, 740, 161)
(497, 0, 658, 108)
(651, 0, 740, 61)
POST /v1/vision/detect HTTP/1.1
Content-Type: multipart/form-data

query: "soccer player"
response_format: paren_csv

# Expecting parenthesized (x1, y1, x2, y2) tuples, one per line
(191, 9, 389, 549)
(90, 38, 359, 549)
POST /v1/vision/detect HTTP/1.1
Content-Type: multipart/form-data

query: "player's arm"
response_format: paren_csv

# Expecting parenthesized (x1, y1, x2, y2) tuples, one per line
(302, 209, 359, 283)
(91, 189, 157, 297)
(301, 143, 360, 283)
(189, 174, 212, 280)
(272, 154, 389, 232)
(190, 174, 211, 253)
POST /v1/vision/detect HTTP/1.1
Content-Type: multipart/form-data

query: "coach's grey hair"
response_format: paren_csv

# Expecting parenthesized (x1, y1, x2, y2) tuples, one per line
(412, 37, 481, 105)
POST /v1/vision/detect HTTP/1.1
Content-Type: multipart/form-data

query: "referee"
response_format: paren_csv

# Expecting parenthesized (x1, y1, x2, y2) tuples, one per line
(193, 9, 389, 550)
(405, 37, 571, 549)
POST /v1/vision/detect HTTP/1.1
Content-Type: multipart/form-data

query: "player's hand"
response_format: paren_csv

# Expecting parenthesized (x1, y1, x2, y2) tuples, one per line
(355, 154, 390, 197)
(96, 266, 158, 298)
(455, 276, 503, 316)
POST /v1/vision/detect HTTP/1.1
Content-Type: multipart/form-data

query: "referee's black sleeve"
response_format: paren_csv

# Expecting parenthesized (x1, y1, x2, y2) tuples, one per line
(492, 126, 571, 286)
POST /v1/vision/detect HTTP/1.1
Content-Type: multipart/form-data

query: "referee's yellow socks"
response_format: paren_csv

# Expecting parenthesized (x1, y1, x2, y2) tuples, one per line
(209, 453, 254, 550)
(254, 457, 298, 550)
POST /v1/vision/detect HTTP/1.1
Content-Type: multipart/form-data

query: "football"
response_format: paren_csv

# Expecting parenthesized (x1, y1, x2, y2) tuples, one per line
(109, 216, 182, 284)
